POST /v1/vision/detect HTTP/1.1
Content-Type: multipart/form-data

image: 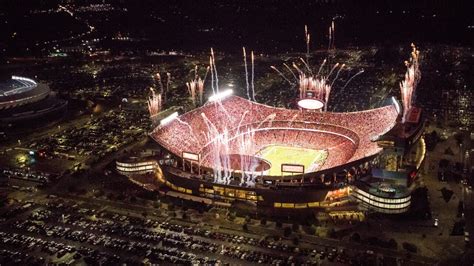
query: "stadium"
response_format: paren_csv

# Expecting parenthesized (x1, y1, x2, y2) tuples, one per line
(0, 76, 67, 130)
(149, 93, 405, 213)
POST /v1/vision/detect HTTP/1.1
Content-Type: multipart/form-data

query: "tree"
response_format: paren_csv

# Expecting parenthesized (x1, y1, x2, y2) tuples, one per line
(242, 223, 248, 231)
(260, 218, 267, 226)
(284, 227, 292, 237)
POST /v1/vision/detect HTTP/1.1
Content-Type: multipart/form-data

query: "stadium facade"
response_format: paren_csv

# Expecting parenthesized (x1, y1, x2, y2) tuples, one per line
(140, 94, 424, 214)
(0, 76, 67, 130)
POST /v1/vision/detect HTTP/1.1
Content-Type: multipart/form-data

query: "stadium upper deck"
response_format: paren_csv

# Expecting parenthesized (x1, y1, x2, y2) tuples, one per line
(0, 76, 50, 110)
(151, 95, 399, 176)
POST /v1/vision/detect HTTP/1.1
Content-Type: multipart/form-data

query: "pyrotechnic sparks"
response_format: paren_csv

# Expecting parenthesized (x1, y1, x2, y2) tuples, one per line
(300, 58, 313, 75)
(211, 48, 219, 92)
(292, 62, 304, 75)
(187, 67, 206, 106)
(283, 63, 298, 82)
(298, 73, 331, 102)
(165, 72, 171, 102)
(154, 72, 171, 102)
(328, 26, 332, 51)
(147, 87, 162, 125)
(251, 51, 256, 101)
(327, 63, 340, 78)
(330, 64, 345, 87)
(400, 43, 421, 123)
(331, 20, 335, 49)
(243, 47, 250, 99)
(271, 66, 293, 85)
(340, 69, 364, 92)
(316, 59, 327, 77)
(304, 25, 310, 60)
(155, 73, 164, 94)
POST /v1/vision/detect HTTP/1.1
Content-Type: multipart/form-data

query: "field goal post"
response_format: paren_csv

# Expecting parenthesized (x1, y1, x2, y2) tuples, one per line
(281, 163, 305, 182)
(182, 151, 201, 175)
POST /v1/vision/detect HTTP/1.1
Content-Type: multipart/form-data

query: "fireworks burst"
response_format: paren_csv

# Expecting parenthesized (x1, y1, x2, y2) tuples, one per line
(298, 73, 331, 103)
(186, 67, 206, 106)
(147, 87, 162, 125)
(400, 43, 421, 123)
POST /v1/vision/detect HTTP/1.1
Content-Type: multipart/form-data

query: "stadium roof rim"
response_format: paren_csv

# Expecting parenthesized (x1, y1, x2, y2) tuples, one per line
(203, 94, 397, 115)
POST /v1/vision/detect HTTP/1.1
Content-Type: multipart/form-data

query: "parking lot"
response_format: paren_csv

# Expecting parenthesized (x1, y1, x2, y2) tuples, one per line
(0, 192, 405, 265)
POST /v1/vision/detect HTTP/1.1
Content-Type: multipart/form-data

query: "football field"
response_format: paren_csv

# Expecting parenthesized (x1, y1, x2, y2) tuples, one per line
(257, 145, 328, 176)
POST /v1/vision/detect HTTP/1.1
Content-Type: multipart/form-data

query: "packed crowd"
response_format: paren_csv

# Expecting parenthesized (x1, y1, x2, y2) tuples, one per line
(152, 95, 398, 173)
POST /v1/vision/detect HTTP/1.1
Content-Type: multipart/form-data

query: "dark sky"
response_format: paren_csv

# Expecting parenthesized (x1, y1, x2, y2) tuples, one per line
(0, 0, 473, 55)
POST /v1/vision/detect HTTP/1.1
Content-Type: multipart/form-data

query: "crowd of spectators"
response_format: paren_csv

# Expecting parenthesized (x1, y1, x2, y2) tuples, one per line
(152, 95, 398, 174)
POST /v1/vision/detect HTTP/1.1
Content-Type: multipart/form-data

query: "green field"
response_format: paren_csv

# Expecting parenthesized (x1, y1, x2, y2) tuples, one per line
(257, 145, 328, 176)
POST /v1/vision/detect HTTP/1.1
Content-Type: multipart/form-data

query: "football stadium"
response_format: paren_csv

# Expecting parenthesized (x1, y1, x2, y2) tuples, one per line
(0, 76, 67, 130)
(126, 45, 425, 214)
(147, 93, 415, 213)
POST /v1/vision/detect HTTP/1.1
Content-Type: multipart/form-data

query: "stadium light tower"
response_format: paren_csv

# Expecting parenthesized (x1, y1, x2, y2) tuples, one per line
(160, 112, 178, 126)
(208, 89, 233, 102)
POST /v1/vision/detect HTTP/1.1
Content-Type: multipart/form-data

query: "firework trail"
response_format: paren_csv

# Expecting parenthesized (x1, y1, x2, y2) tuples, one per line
(165, 72, 171, 102)
(197, 77, 204, 105)
(341, 69, 364, 92)
(330, 64, 345, 87)
(283, 63, 298, 82)
(316, 59, 327, 77)
(209, 56, 215, 95)
(147, 87, 162, 124)
(324, 82, 332, 111)
(243, 47, 250, 99)
(331, 20, 335, 49)
(271, 66, 293, 85)
(300, 57, 313, 75)
(400, 43, 421, 122)
(327, 63, 340, 78)
(186, 80, 197, 106)
(155, 73, 164, 95)
(211, 48, 219, 92)
(175, 117, 200, 145)
(187, 67, 206, 105)
(251, 51, 256, 101)
(328, 26, 332, 51)
(305, 25, 310, 61)
(292, 62, 304, 75)
(203, 66, 210, 83)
